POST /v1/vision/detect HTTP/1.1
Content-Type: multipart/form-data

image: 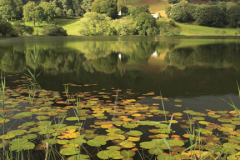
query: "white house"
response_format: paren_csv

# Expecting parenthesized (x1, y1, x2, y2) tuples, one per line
(151, 14, 158, 19)
(118, 11, 121, 16)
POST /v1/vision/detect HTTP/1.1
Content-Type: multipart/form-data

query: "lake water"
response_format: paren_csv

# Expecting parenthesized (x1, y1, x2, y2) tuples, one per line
(0, 36, 240, 159)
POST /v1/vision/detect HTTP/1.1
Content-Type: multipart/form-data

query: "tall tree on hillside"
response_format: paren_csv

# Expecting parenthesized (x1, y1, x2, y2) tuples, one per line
(117, 0, 126, 12)
(39, 2, 55, 23)
(226, 5, 240, 28)
(91, 0, 118, 19)
(23, 1, 44, 27)
(0, 0, 16, 20)
(81, 0, 93, 12)
(12, 0, 23, 19)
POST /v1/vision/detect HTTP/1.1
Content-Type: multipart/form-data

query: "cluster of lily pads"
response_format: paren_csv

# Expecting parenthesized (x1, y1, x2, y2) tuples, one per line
(0, 76, 240, 160)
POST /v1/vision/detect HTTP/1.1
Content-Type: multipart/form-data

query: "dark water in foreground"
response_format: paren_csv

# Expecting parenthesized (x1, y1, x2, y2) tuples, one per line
(0, 36, 240, 159)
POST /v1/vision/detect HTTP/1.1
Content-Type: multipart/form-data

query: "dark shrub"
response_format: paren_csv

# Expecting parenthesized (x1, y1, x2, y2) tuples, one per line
(41, 24, 67, 36)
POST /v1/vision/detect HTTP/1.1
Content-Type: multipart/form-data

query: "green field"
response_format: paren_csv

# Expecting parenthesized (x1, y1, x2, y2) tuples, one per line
(177, 22, 239, 36)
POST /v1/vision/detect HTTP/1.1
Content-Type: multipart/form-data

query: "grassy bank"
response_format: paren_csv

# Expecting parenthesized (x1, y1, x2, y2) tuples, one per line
(177, 22, 240, 36)
(9, 18, 240, 36)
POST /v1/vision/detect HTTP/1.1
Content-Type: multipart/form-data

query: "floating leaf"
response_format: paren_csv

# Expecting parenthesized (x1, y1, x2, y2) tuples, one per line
(97, 150, 123, 159)
(126, 130, 143, 136)
(140, 141, 156, 149)
(66, 117, 78, 121)
(87, 139, 106, 147)
(119, 141, 136, 148)
(60, 148, 79, 155)
(22, 134, 37, 139)
(107, 146, 121, 151)
(120, 150, 135, 157)
(122, 123, 138, 129)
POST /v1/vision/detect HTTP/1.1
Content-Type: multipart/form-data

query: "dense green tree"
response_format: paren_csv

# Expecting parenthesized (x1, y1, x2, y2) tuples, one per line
(39, 2, 55, 23)
(81, 0, 93, 12)
(13, 21, 34, 35)
(226, 5, 240, 28)
(23, 1, 44, 27)
(165, 6, 171, 18)
(127, 4, 150, 18)
(0, 0, 16, 20)
(170, 1, 197, 22)
(41, 24, 67, 36)
(79, 12, 114, 35)
(0, 21, 13, 36)
(195, 4, 224, 27)
(66, 8, 74, 17)
(55, 7, 62, 16)
(135, 12, 158, 36)
(112, 17, 136, 35)
(170, 2, 188, 22)
(13, 0, 23, 19)
(117, 0, 126, 12)
(91, 0, 118, 19)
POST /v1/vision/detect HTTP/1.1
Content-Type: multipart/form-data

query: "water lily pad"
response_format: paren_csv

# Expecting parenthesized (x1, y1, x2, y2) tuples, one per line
(36, 116, 50, 120)
(13, 112, 31, 119)
(119, 141, 136, 148)
(107, 146, 121, 151)
(87, 139, 106, 147)
(148, 148, 163, 155)
(57, 139, 69, 145)
(140, 141, 156, 149)
(97, 150, 123, 159)
(66, 117, 78, 121)
(22, 122, 36, 127)
(60, 147, 79, 155)
(167, 140, 184, 147)
(22, 134, 37, 139)
(192, 117, 205, 121)
(10, 138, 28, 144)
(10, 142, 35, 152)
(68, 154, 90, 160)
(218, 118, 232, 123)
(126, 130, 143, 136)
(8, 130, 26, 136)
(120, 150, 135, 157)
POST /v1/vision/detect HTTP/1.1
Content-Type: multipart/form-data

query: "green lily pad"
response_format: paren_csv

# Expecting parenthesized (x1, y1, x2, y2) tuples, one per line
(10, 138, 28, 144)
(218, 118, 232, 123)
(30, 127, 42, 132)
(157, 154, 176, 160)
(36, 116, 50, 120)
(37, 121, 52, 126)
(148, 148, 163, 155)
(8, 130, 26, 136)
(120, 150, 136, 157)
(122, 123, 138, 129)
(107, 146, 121, 151)
(167, 140, 184, 147)
(60, 147, 79, 155)
(42, 139, 58, 145)
(10, 142, 35, 152)
(97, 150, 123, 159)
(140, 141, 156, 149)
(57, 139, 69, 145)
(126, 130, 143, 136)
(68, 154, 90, 160)
(208, 114, 220, 118)
(87, 139, 106, 147)
(119, 141, 136, 148)
(192, 117, 205, 121)
(231, 121, 240, 125)
(11, 94, 21, 97)
(66, 117, 78, 121)
(13, 112, 31, 119)
(22, 122, 36, 127)
(22, 134, 37, 139)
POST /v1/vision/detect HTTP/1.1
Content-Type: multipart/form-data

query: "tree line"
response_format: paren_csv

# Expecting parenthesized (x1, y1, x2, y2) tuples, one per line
(166, 0, 240, 28)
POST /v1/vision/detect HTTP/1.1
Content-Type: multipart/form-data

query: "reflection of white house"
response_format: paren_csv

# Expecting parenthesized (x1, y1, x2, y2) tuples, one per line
(118, 11, 121, 16)
(151, 14, 158, 19)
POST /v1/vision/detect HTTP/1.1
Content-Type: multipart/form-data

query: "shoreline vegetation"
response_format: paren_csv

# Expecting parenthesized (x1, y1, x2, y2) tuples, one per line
(1, 0, 240, 37)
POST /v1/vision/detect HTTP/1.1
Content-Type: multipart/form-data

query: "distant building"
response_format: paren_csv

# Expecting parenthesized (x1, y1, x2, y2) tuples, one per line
(151, 14, 158, 19)
(118, 11, 121, 16)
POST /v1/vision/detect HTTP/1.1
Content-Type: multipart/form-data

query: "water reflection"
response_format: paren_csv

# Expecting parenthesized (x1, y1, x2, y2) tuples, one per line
(0, 37, 240, 97)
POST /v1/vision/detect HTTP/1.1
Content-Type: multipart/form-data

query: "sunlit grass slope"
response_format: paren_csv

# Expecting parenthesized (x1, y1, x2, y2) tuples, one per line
(177, 22, 239, 36)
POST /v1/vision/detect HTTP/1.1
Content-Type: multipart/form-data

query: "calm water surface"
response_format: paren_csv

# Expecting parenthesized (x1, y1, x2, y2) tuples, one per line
(0, 36, 240, 111)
